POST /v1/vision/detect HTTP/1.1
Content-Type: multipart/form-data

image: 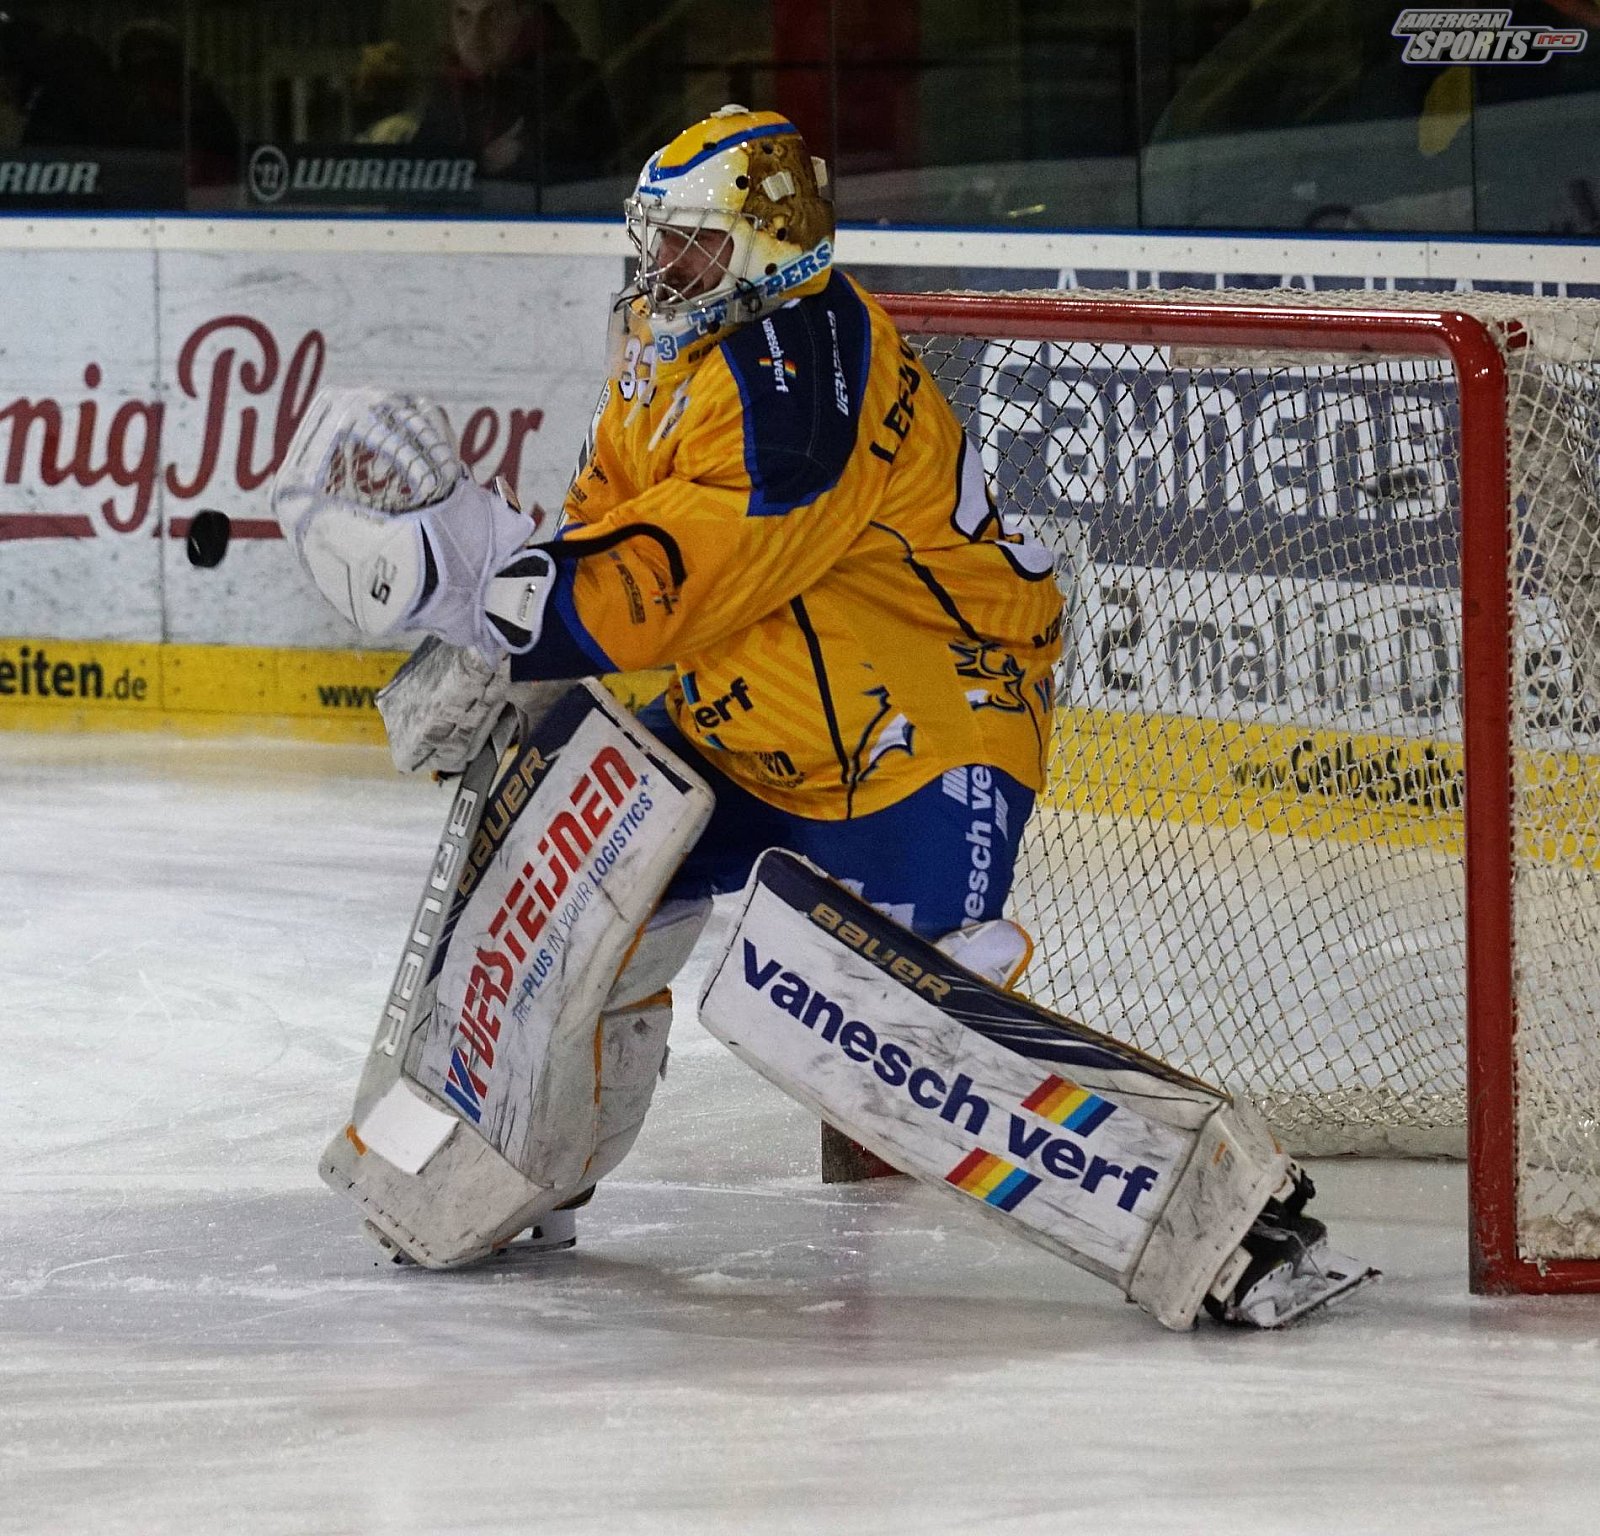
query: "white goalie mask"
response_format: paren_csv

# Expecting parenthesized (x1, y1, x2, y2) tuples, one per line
(623, 104, 834, 358)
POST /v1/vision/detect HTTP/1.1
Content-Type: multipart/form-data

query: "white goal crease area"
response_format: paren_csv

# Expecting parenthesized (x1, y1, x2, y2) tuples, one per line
(877, 286, 1600, 1295)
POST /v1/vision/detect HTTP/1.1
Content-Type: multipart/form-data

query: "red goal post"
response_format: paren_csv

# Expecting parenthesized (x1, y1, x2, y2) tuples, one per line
(874, 287, 1600, 1296)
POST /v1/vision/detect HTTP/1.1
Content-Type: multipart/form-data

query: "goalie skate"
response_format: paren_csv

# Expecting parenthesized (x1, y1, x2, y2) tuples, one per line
(366, 1204, 578, 1266)
(1207, 1209, 1378, 1329)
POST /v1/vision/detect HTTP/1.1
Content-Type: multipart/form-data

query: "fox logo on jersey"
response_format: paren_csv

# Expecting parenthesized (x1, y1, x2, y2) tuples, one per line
(952, 641, 1028, 713)
(848, 686, 915, 785)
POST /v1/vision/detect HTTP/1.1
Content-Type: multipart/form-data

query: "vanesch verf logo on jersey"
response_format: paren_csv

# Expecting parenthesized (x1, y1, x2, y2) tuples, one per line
(758, 318, 797, 394)
(1392, 9, 1587, 63)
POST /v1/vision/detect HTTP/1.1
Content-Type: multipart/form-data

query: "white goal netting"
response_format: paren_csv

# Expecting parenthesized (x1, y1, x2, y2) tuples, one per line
(900, 288, 1600, 1269)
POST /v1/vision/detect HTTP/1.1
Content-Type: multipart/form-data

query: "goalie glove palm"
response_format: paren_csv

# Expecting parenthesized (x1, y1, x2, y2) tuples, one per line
(272, 387, 552, 663)
(376, 636, 568, 775)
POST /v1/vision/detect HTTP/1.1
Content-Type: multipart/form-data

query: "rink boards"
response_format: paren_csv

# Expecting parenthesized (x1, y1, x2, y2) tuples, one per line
(0, 635, 668, 742)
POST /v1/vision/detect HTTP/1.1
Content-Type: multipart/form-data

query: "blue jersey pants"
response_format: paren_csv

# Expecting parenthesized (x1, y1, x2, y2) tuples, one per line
(638, 698, 1034, 941)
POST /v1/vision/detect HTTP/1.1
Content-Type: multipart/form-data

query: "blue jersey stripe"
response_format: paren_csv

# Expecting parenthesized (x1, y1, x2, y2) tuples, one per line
(721, 271, 869, 519)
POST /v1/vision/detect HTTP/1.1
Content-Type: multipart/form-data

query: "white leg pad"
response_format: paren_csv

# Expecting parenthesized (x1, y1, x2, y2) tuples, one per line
(318, 682, 713, 1268)
(324, 1103, 557, 1266)
(699, 850, 1291, 1330)
(329, 903, 706, 1270)
(326, 988, 680, 1269)
(936, 918, 1034, 990)
(590, 993, 676, 1177)
(607, 897, 713, 1010)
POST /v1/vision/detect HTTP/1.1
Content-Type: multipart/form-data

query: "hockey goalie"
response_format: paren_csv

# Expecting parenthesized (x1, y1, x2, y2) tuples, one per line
(270, 105, 1375, 1330)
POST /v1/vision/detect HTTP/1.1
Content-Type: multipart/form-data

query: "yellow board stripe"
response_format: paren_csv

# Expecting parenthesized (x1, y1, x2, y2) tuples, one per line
(0, 636, 403, 742)
(7, 642, 1593, 871)
(0, 637, 670, 745)
(1047, 705, 1600, 870)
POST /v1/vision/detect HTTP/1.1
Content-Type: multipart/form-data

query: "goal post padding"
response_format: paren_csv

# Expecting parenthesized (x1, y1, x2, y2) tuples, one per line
(874, 288, 1600, 1293)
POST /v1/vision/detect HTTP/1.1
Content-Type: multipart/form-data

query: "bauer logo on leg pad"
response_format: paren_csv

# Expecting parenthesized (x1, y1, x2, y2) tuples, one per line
(704, 852, 1194, 1280)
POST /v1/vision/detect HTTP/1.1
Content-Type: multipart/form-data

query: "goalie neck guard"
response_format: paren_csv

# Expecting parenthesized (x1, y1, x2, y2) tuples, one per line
(622, 104, 835, 362)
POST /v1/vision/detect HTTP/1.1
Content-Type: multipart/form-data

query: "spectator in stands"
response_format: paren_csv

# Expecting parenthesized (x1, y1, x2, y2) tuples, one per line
(115, 21, 240, 188)
(413, 0, 620, 187)
(0, 11, 126, 149)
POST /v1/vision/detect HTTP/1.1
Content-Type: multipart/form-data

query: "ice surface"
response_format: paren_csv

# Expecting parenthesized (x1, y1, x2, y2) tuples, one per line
(4, 733, 1600, 1536)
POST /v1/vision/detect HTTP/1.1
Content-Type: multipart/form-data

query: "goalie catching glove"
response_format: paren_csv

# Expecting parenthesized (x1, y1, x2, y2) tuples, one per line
(271, 387, 555, 663)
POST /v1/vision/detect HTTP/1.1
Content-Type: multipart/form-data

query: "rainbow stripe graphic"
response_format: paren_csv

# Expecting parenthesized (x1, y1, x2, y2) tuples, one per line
(760, 355, 798, 379)
(945, 1148, 1040, 1212)
(1021, 1075, 1116, 1136)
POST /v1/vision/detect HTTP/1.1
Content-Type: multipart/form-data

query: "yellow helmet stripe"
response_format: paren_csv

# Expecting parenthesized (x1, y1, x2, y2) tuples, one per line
(648, 120, 795, 182)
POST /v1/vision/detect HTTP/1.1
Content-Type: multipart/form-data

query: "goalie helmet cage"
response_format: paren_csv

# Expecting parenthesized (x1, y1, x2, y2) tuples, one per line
(874, 287, 1600, 1297)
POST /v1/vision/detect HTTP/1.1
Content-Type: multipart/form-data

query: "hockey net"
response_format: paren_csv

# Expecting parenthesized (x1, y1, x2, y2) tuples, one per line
(878, 288, 1600, 1293)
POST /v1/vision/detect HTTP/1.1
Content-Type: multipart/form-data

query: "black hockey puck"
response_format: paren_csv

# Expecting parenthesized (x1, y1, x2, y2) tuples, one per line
(186, 509, 232, 568)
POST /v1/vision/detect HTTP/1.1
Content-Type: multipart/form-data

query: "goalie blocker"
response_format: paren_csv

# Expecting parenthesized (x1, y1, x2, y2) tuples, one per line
(699, 849, 1371, 1330)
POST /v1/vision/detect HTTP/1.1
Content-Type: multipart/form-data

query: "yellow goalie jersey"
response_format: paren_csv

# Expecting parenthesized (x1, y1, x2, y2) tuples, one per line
(511, 271, 1063, 820)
